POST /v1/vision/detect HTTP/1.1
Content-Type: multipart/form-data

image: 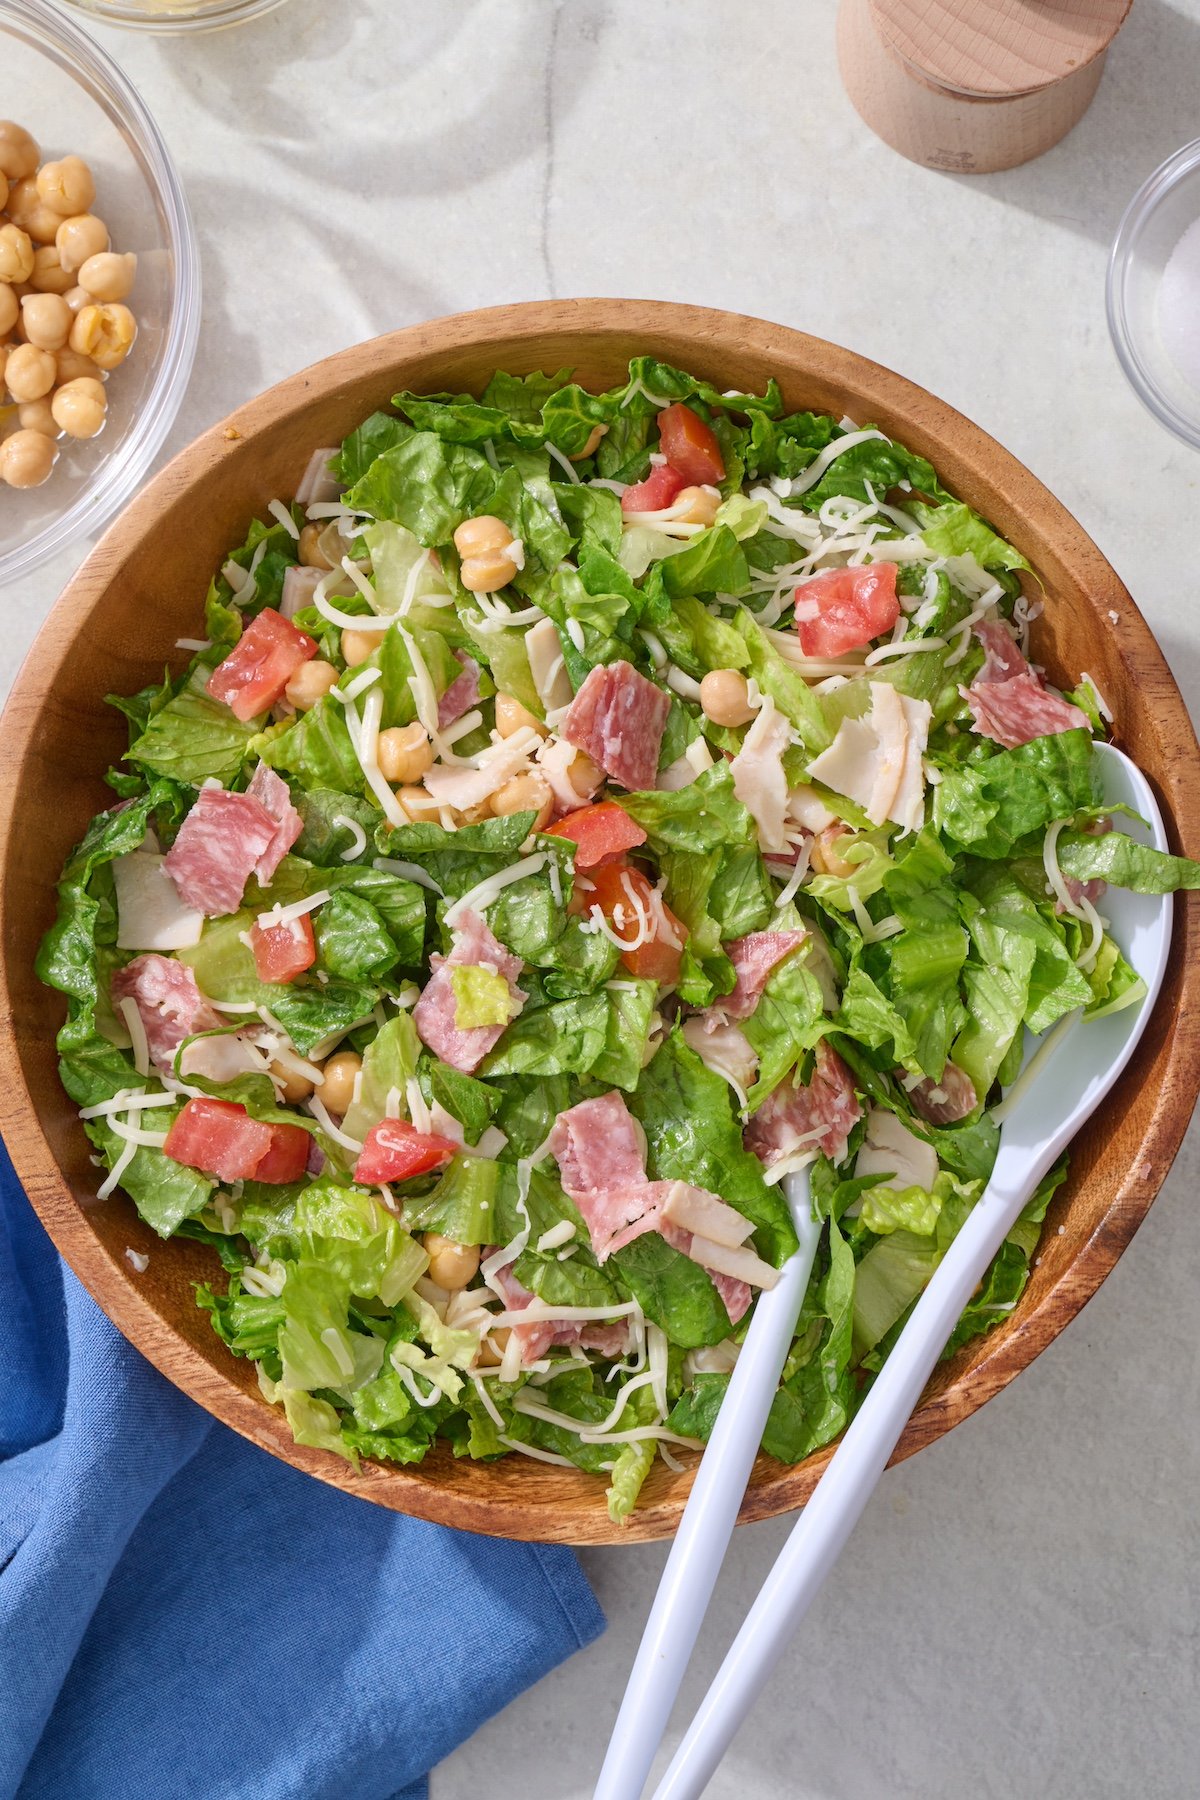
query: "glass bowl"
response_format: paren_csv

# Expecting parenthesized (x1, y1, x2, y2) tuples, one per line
(1107, 139, 1200, 453)
(60, 0, 288, 29)
(0, 0, 201, 587)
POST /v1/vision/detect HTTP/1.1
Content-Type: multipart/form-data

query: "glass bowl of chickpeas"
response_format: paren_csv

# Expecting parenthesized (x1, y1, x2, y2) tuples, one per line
(61, 0, 289, 29)
(0, 0, 200, 586)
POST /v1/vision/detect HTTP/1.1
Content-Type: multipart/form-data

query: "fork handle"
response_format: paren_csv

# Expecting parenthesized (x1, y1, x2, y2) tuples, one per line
(594, 1200, 821, 1800)
(652, 1175, 1026, 1800)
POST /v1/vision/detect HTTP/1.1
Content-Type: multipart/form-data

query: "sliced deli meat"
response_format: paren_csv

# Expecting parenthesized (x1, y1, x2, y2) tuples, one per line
(745, 1040, 862, 1168)
(730, 695, 792, 854)
(549, 1091, 648, 1196)
(489, 1261, 631, 1365)
(437, 653, 482, 728)
(681, 1016, 758, 1097)
(963, 622, 1091, 750)
(906, 1061, 978, 1125)
(206, 607, 318, 723)
(246, 762, 304, 883)
(561, 659, 672, 792)
(112, 851, 205, 951)
(715, 930, 809, 1021)
(807, 681, 931, 834)
(163, 787, 279, 917)
(111, 954, 226, 1076)
(413, 909, 525, 1074)
(855, 1108, 938, 1192)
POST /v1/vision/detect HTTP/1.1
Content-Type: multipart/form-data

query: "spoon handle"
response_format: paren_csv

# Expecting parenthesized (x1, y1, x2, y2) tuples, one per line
(594, 1175, 820, 1800)
(651, 1173, 1027, 1800)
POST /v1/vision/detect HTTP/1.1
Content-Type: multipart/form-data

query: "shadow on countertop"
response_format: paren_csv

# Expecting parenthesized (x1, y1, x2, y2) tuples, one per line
(940, 0, 1200, 249)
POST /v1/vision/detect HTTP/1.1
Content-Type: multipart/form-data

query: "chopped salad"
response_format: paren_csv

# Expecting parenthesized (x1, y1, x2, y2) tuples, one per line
(39, 358, 1200, 1522)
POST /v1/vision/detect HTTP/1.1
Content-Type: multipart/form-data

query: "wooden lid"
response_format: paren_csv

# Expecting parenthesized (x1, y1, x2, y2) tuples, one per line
(870, 0, 1133, 97)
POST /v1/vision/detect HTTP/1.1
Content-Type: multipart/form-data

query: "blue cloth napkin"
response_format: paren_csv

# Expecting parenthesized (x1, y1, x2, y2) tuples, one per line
(0, 1139, 604, 1799)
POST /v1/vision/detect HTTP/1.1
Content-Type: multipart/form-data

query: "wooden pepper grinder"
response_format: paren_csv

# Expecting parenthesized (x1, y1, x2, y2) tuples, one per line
(837, 0, 1133, 173)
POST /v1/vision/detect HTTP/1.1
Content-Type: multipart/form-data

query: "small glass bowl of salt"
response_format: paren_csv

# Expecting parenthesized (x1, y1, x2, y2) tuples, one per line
(1108, 140, 1200, 451)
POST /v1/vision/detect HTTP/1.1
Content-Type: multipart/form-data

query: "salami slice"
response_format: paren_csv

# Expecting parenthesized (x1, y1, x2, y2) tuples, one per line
(561, 660, 671, 792)
(744, 1040, 861, 1167)
(412, 909, 525, 1074)
(163, 787, 278, 917)
(111, 954, 224, 1076)
(714, 930, 808, 1022)
(246, 762, 304, 884)
(437, 653, 482, 729)
(964, 620, 1090, 750)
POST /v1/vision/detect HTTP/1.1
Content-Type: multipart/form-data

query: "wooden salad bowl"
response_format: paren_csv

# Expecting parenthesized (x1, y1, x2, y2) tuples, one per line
(2, 300, 1197, 1545)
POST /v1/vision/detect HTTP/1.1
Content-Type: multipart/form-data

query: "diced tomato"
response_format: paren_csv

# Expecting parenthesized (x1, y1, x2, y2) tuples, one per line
(544, 800, 648, 871)
(794, 563, 899, 658)
(248, 913, 316, 984)
(251, 1122, 311, 1184)
(163, 1097, 307, 1185)
(587, 860, 686, 986)
(353, 1119, 459, 1186)
(656, 403, 725, 485)
(621, 461, 686, 515)
(207, 607, 318, 722)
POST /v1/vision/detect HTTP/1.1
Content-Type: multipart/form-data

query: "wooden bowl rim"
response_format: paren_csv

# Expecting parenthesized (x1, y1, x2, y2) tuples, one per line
(2, 297, 1197, 1545)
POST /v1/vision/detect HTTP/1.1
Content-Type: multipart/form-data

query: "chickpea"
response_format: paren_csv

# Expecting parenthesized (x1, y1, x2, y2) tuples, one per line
(5, 179, 62, 246)
(494, 691, 547, 739)
(62, 284, 90, 316)
(475, 1326, 512, 1369)
(566, 750, 604, 800)
(0, 346, 10, 390)
(0, 282, 17, 336)
(0, 170, 7, 212)
(453, 513, 512, 559)
(297, 521, 335, 570)
(283, 658, 338, 711)
(699, 668, 755, 728)
(340, 625, 385, 668)
(70, 302, 136, 372)
(51, 377, 107, 440)
(78, 250, 136, 304)
(55, 212, 108, 274)
(0, 222, 35, 284)
(0, 427, 57, 488)
(18, 397, 59, 438)
(809, 824, 858, 880)
(395, 785, 442, 821)
(377, 722, 433, 785)
(490, 771, 553, 831)
(318, 1050, 362, 1116)
(423, 1232, 481, 1292)
(29, 246, 73, 296)
(19, 292, 72, 351)
(4, 343, 56, 402)
(0, 121, 39, 183)
(37, 156, 96, 219)
(673, 484, 721, 526)
(55, 346, 99, 384)
(461, 548, 519, 594)
(569, 422, 608, 461)
(270, 1060, 314, 1104)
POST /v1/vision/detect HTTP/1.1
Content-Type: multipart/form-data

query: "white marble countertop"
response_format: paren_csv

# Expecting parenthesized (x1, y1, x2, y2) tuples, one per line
(8, 3, 1200, 1796)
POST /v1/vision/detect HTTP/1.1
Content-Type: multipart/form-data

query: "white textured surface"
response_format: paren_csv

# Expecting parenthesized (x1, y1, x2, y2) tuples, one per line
(8, 3, 1200, 1796)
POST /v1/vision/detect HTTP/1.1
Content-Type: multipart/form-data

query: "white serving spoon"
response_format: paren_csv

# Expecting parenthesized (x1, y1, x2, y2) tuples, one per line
(595, 1168, 820, 1800)
(648, 743, 1174, 1800)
